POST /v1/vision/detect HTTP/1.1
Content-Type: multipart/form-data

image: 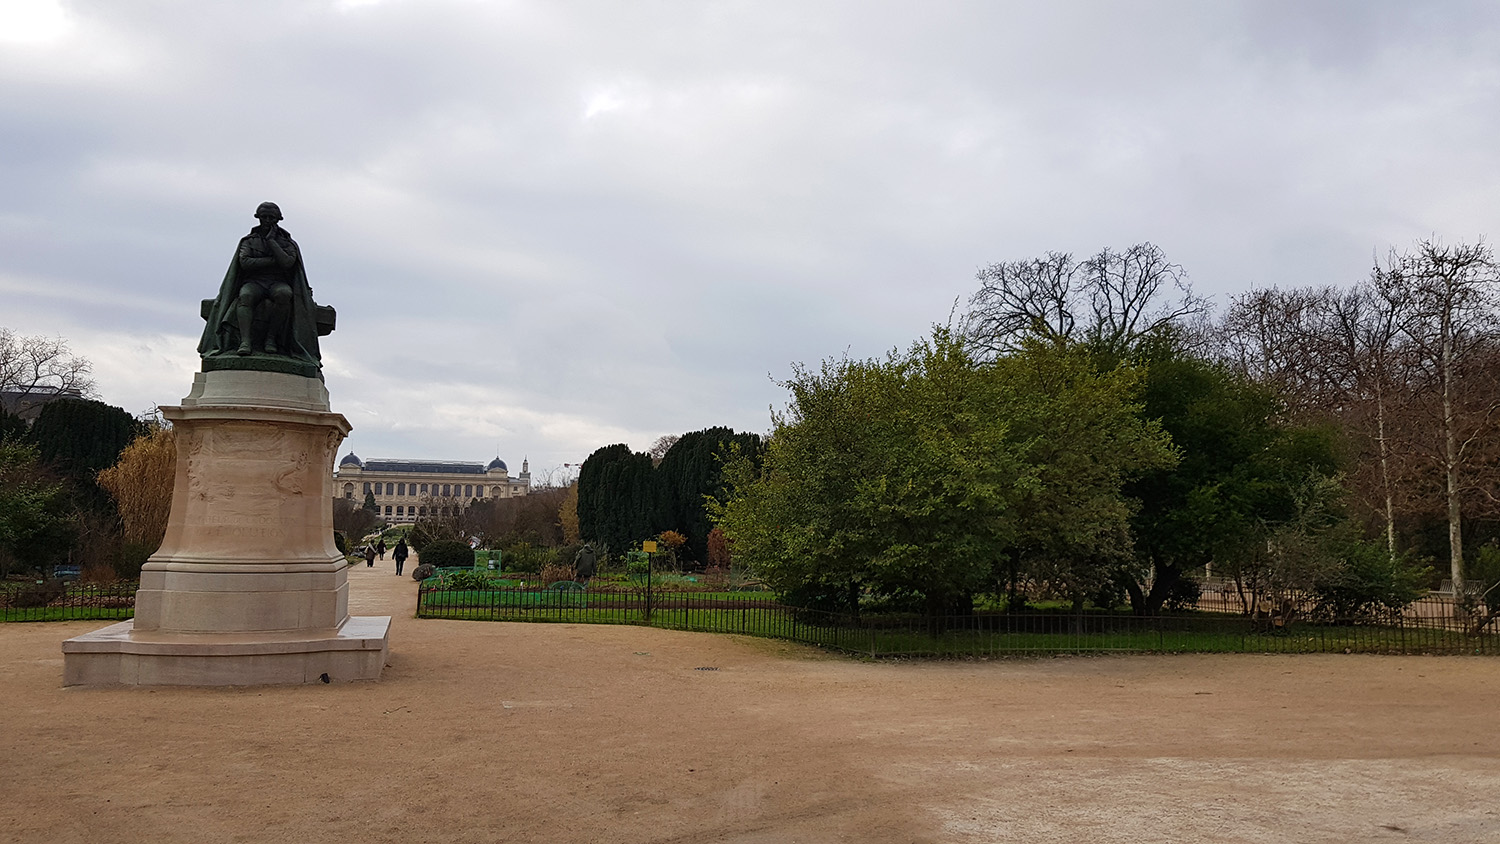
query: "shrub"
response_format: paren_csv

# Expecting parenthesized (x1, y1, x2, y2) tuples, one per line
(625, 553, 650, 576)
(1161, 576, 1201, 613)
(538, 562, 576, 584)
(333, 531, 350, 556)
(420, 540, 473, 569)
(658, 529, 688, 558)
(555, 543, 583, 569)
(407, 519, 464, 552)
(14, 579, 65, 608)
(444, 568, 494, 590)
(1314, 541, 1431, 621)
(406, 522, 432, 551)
(502, 541, 555, 574)
(411, 563, 436, 581)
(706, 527, 732, 569)
(96, 425, 174, 557)
(779, 580, 858, 613)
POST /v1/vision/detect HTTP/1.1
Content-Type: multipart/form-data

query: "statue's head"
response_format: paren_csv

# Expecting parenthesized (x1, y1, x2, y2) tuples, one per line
(254, 201, 283, 223)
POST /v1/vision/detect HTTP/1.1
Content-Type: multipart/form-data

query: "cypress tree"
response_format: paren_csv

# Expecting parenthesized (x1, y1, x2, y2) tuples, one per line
(28, 398, 140, 485)
(578, 444, 634, 552)
(656, 427, 763, 564)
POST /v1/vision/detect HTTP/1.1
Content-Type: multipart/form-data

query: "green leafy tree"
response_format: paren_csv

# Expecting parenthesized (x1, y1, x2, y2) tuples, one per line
(0, 438, 74, 576)
(718, 330, 1019, 615)
(559, 482, 580, 545)
(989, 342, 1177, 612)
(716, 329, 1172, 618)
(1120, 344, 1345, 615)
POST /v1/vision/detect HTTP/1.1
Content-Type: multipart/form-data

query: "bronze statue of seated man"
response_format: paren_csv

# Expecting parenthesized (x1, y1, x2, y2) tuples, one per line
(197, 202, 335, 377)
(234, 203, 299, 355)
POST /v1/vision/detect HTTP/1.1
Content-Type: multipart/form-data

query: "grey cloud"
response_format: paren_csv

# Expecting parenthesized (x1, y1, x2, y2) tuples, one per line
(3, 0, 1499, 470)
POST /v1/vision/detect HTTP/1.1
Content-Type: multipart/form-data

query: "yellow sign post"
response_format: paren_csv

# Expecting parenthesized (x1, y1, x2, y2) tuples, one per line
(642, 540, 658, 553)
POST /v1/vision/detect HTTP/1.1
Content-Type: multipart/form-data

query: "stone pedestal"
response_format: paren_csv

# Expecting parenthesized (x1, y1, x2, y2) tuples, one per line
(63, 370, 390, 686)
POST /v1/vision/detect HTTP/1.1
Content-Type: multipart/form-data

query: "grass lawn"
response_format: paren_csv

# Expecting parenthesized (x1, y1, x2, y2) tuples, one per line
(417, 586, 1500, 657)
(1, 606, 134, 623)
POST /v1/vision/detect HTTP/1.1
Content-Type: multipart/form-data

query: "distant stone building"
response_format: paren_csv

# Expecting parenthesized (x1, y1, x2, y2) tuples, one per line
(0, 386, 84, 424)
(334, 453, 530, 523)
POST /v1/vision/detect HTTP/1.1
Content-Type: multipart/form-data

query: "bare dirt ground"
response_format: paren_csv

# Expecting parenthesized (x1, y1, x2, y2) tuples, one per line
(4, 561, 1500, 844)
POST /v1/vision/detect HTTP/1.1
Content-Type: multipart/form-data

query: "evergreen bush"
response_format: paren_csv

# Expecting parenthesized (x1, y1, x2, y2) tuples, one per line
(421, 540, 472, 569)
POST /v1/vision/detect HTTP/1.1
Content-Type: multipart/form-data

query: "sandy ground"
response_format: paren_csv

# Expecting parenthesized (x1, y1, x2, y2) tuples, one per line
(3, 561, 1499, 844)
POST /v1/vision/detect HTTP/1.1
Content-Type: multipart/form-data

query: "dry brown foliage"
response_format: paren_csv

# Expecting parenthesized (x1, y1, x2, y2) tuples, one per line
(559, 482, 580, 545)
(706, 527, 732, 568)
(96, 425, 175, 551)
(538, 561, 577, 584)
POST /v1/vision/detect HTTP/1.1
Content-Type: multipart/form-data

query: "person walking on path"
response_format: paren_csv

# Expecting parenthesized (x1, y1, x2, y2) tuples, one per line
(364, 544, 376, 568)
(393, 538, 409, 576)
(376, 538, 387, 560)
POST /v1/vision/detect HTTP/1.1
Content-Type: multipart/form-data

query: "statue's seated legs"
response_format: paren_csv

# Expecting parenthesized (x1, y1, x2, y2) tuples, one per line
(235, 282, 295, 356)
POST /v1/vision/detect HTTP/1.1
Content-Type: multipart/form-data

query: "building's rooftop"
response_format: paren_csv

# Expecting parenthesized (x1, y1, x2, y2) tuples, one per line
(1, 387, 84, 421)
(356, 459, 488, 475)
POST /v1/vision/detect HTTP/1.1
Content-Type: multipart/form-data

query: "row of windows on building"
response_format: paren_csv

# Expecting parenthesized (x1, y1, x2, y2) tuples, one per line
(364, 481, 482, 498)
(382, 505, 457, 518)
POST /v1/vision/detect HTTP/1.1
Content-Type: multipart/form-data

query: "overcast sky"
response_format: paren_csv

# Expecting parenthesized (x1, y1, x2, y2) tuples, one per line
(3, 0, 1498, 481)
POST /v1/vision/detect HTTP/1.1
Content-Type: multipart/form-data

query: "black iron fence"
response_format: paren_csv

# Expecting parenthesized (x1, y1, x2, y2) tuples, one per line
(0, 580, 137, 622)
(417, 584, 1500, 656)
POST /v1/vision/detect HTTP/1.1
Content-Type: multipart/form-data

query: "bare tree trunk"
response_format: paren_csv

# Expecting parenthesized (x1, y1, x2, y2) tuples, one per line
(1442, 306, 1466, 606)
(1375, 385, 1398, 558)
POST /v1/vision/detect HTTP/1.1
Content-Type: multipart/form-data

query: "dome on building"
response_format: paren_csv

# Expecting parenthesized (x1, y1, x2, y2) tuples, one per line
(487, 457, 508, 471)
(339, 451, 363, 468)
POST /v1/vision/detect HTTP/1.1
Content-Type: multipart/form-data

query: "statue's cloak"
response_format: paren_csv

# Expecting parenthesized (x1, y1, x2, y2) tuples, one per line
(197, 227, 322, 370)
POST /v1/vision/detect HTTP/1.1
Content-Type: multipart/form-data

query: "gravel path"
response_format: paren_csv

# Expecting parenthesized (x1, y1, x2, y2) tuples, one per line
(2, 561, 1498, 843)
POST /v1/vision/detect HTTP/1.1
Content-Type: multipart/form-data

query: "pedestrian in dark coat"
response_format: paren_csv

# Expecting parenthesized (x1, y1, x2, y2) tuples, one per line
(393, 538, 409, 576)
(364, 544, 376, 568)
(376, 538, 387, 560)
(574, 543, 597, 584)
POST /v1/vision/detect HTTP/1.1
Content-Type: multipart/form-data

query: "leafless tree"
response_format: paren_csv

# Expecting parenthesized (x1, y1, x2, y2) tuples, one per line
(0, 327, 96, 401)
(1219, 286, 1329, 412)
(962, 243, 1206, 359)
(1080, 244, 1207, 355)
(1325, 281, 1421, 559)
(962, 251, 1077, 357)
(1220, 282, 1420, 558)
(332, 498, 380, 540)
(1220, 240, 1500, 601)
(1394, 240, 1500, 599)
(648, 434, 680, 467)
(463, 487, 570, 547)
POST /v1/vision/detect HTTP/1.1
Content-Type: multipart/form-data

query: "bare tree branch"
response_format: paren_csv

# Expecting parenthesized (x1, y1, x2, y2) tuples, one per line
(0, 327, 96, 402)
(962, 251, 1077, 358)
(961, 243, 1204, 359)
